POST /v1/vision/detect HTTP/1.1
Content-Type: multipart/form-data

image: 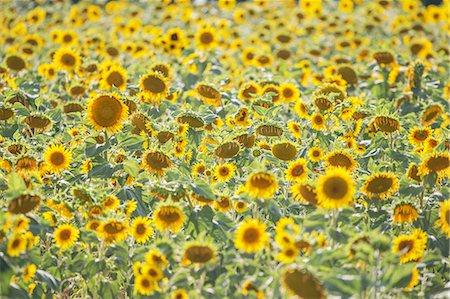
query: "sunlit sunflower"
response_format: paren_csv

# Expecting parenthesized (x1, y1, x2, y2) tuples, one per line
(102, 195, 120, 211)
(392, 229, 427, 263)
(196, 27, 217, 49)
(287, 122, 302, 140)
(214, 163, 236, 182)
(407, 163, 422, 182)
(408, 127, 432, 147)
(361, 172, 399, 199)
(23, 263, 37, 283)
(279, 83, 300, 103)
(419, 152, 449, 178)
(98, 220, 129, 243)
(316, 167, 354, 209)
(141, 263, 163, 281)
(100, 65, 127, 91)
(53, 224, 80, 250)
(245, 172, 278, 199)
(238, 81, 261, 101)
(153, 204, 185, 233)
(405, 267, 420, 292)
(276, 245, 298, 264)
(325, 150, 357, 171)
(132, 216, 153, 244)
(172, 289, 189, 299)
(145, 249, 168, 269)
(87, 93, 129, 133)
(192, 161, 206, 177)
(135, 274, 156, 296)
(139, 72, 169, 102)
(53, 48, 80, 71)
(151, 63, 172, 79)
(181, 240, 217, 265)
(372, 115, 400, 134)
(311, 113, 326, 130)
(285, 159, 308, 182)
(7, 234, 27, 257)
(308, 146, 323, 162)
(141, 151, 172, 175)
(213, 196, 233, 212)
(234, 218, 268, 253)
(393, 203, 418, 224)
(291, 183, 318, 205)
(294, 100, 309, 118)
(435, 200, 450, 238)
(43, 144, 72, 174)
(196, 83, 222, 106)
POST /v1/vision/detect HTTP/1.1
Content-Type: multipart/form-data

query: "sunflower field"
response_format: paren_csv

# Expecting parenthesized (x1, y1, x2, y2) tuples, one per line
(0, 0, 449, 298)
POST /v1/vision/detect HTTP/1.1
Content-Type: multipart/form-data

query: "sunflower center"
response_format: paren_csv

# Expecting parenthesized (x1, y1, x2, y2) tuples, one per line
(323, 176, 348, 199)
(59, 229, 72, 241)
(251, 175, 272, 189)
(91, 95, 123, 127)
(220, 167, 229, 176)
(107, 71, 124, 87)
(63, 34, 73, 43)
(159, 208, 181, 222)
(141, 278, 150, 288)
(197, 84, 220, 99)
(291, 165, 304, 176)
(6, 56, 25, 71)
(136, 223, 146, 235)
(185, 246, 214, 263)
(61, 53, 76, 66)
(200, 32, 213, 44)
(313, 115, 324, 125)
(286, 249, 295, 256)
(12, 238, 21, 248)
(398, 240, 414, 253)
(366, 177, 393, 194)
(414, 130, 428, 140)
(283, 88, 294, 98)
(143, 75, 165, 93)
(427, 156, 449, 171)
(243, 86, 257, 98)
(50, 152, 65, 166)
(243, 227, 260, 243)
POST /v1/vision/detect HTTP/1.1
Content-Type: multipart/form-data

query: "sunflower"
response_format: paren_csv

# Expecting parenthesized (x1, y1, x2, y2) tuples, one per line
(139, 72, 168, 102)
(408, 127, 432, 147)
(405, 268, 420, 292)
(141, 151, 172, 175)
(141, 263, 163, 281)
(294, 100, 309, 118)
(407, 163, 422, 183)
(23, 264, 37, 283)
(281, 268, 325, 299)
(53, 224, 80, 250)
(102, 195, 120, 211)
(325, 150, 357, 171)
(7, 234, 27, 257)
(422, 105, 442, 126)
(43, 144, 72, 174)
(361, 172, 399, 199)
(53, 48, 80, 71)
(214, 163, 236, 182)
(172, 289, 189, 299)
(100, 65, 127, 91)
(435, 200, 450, 238)
(272, 142, 298, 161)
(234, 200, 248, 213)
(287, 122, 302, 140)
(308, 146, 323, 162)
(291, 183, 318, 205)
(145, 249, 168, 269)
(276, 245, 299, 264)
(153, 204, 185, 233)
(86, 220, 101, 231)
(234, 218, 268, 253)
(419, 152, 449, 178)
(372, 115, 400, 134)
(245, 172, 278, 199)
(285, 159, 308, 182)
(181, 240, 217, 265)
(213, 196, 233, 212)
(316, 167, 355, 209)
(196, 27, 217, 49)
(238, 81, 261, 101)
(5, 55, 26, 71)
(98, 220, 129, 243)
(196, 83, 222, 106)
(393, 203, 418, 224)
(192, 161, 206, 177)
(151, 63, 172, 79)
(15, 156, 38, 173)
(132, 216, 153, 244)
(311, 113, 326, 130)
(135, 274, 156, 296)
(392, 229, 427, 263)
(87, 93, 129, 133)
(279, 83, 300, 103)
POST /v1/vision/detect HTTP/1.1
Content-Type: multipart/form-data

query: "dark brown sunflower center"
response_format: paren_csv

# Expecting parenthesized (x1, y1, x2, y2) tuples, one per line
(283, 88, 294, 98)
(50, 152, 65, 166)
(91, 95, 123, 127)
(200, 32, 213, 44)
(398, 240, 414, 253)
(159, 209, 180, 222)
(243, 228, 260, 243)
(136, 224, 146, 235)
(251, 175, 272, 189)
(414, 130, 429, 140)
(323, 176, 348, 199)
(143, 75, 165, 93)
(6, 55, 25, 71)
(104, 222, 125, 234)
(59, 229, 72, 241)
(107, 71, 124, 87)
(184, 246, 214, 263)
(366, 177, 393, 194)
(291, 165, 304, 176)
(61, 53, 76, 66)
(427, 156, 449, 172)
(220, 167, 229, 176)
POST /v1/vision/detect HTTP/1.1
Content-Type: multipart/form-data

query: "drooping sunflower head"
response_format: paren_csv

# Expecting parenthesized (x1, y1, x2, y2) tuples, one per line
(372, 115, 400, 134)
(373, 51, 395, 66)
(8, 194, 41, 214)
(313, 83, 346, 102)
(15, 156, 38, 173)
(5, 54, 26, 71)
(139, 72, 169, 102)
(316, 167, 355, 209)
(195, 83, 222, 106)
(153, 203, 185, 233)
(325, 150, 357, 171)
(256, 124, 284, 137)
(87, 93, 129, 134)
(337, 65, 358, 85)
(43, 144, 72, 174)
(177, 113, 205, 128)
(313, 94, 333, 112)
(24, 114, 52, 130)
(214, 141, 240, 158)
(291, 183, 318, 206)
(393, 203, 418, 224)
(245, 172, 278, 200)
(281, 268, 325, 299)
(361, 172, 399, 199)
(421, 105, 442, 126)
(272, 141, 298, 161)
(141, 151, 172, 175)
(181, 240, 217, 266)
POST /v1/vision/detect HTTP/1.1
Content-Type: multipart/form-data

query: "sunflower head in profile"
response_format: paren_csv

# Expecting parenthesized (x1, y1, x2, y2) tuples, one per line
(141, 151, 172, 175)
(291, 183, 318, 206)
(421, 104, 442, 126)
(98, 219, 129, 244)
(393, 203, 418, 224)
(373, 51, 395, 66)
(256, 124, 283, 137)
(53, 224, 79, 250)
(153, 203, 185, 233)
(245, 172, 278, 200)
(234, 218, 268, 253)
(325, 150, 357, 172)
(24, 114, 52, 130)
(214, 141, 240, 158)
(362, 172, 399, 199)
(181, 240, 217, 266)
(53, 47, 80, 71)
(272, 141, 298, 161)
(139, 71, 169, 103)
(372, 115, 400, 134)
(43, 144, 72, 174)
(285, 159, 308, 182)
(435, 200, 450, 238)
(313, 83, 346, 102)
(316, 167, 355, 209)
(281, 268, 325, 299)
(419, 152, 449, 179)
(195, 83, 222, 106)
(5, 54, 26, 71)
(87, 93, 128, 134)
(15, 156, 38, 174)
(151, 63, 172, 79)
